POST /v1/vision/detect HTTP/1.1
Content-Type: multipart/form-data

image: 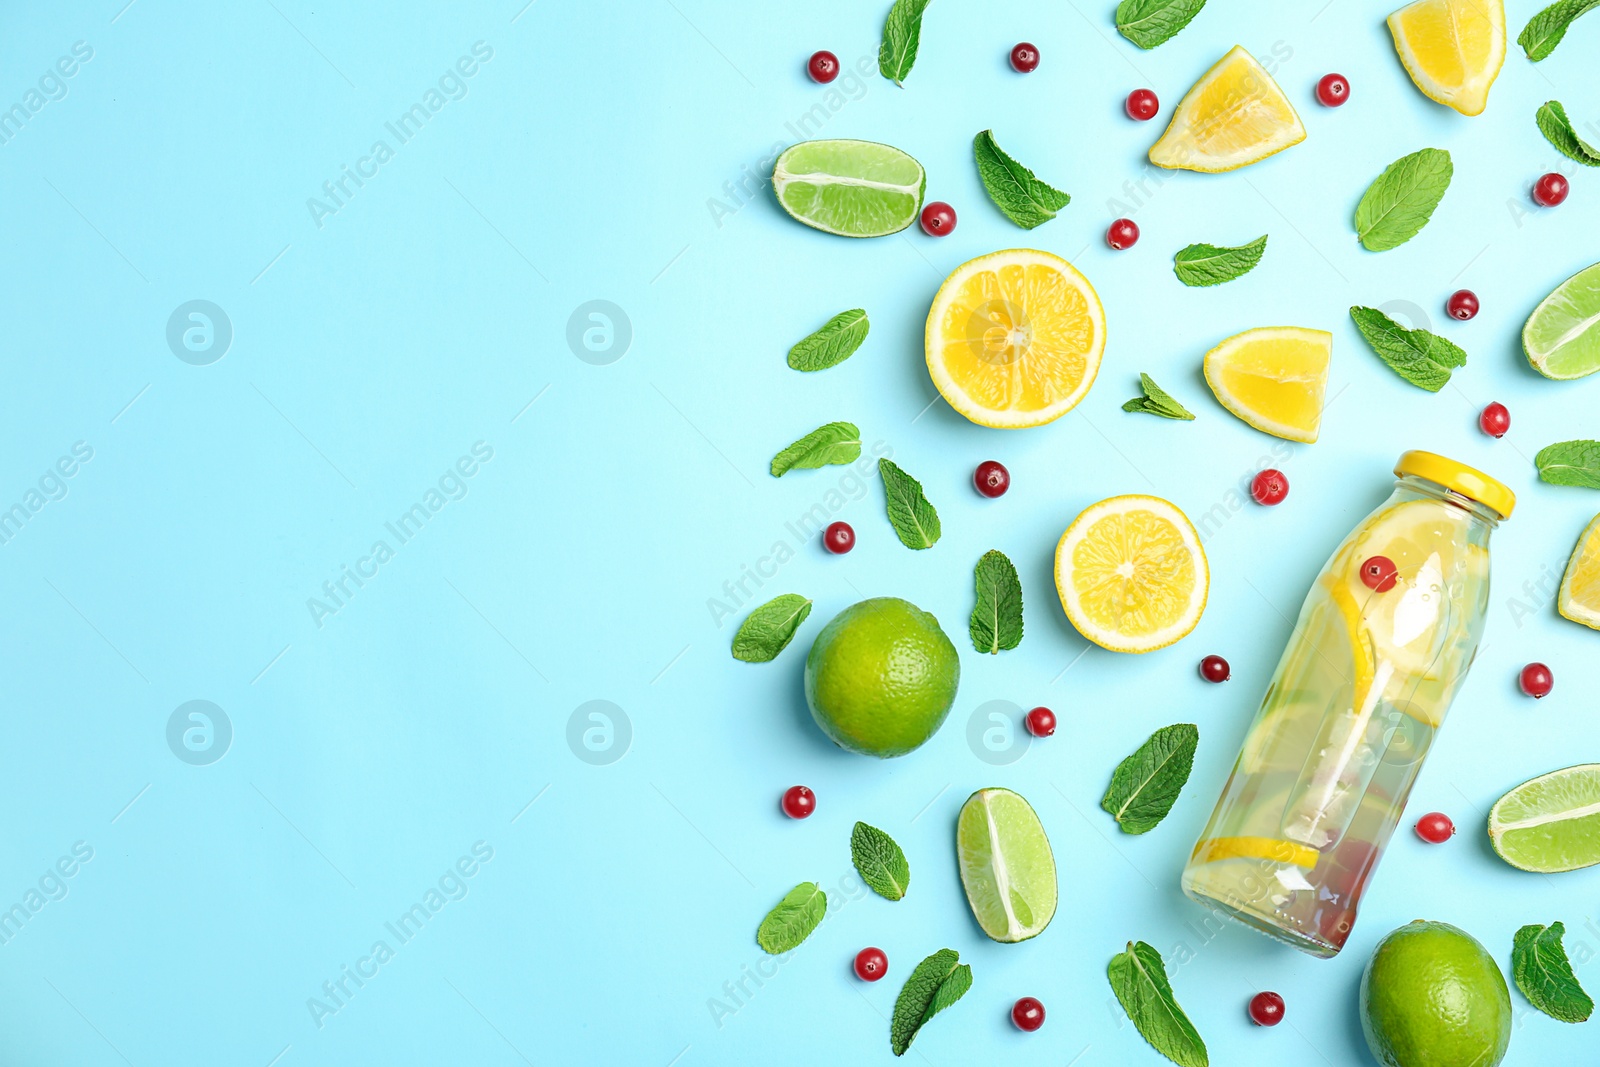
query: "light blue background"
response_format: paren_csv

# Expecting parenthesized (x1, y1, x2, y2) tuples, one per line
(1, 0, 1597, 1063)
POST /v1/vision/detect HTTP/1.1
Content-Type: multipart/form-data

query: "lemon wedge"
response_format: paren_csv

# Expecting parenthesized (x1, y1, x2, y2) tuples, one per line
(1388, 0, 1505, 117)
(1559, 513, 1600, 631)
(1203, 327, 1331, 443)
(1054, 495, 1208, 653)
(1149, 45, 1306, 172)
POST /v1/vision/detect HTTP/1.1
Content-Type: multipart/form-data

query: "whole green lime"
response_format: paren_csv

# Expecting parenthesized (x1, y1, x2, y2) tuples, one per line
(803, 597, 959, 758)
(1360, 920, 1511, 1067)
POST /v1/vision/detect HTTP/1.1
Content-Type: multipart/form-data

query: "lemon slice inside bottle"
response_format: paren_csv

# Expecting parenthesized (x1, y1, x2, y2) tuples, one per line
(1191, 836, 1321, 869)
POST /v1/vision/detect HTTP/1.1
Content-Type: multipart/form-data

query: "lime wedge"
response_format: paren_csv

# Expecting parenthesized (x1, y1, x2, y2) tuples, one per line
(956, 788, 1057, 942)
(772, 139, 924, 238)
(1489, 764, 1600, 872)
(1524, 262, 1600, 379)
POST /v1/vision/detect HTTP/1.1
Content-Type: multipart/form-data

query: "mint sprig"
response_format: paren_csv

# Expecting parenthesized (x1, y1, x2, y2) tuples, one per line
(731, 594, 812, 663)
(879, 458, 941, 549)
(1108, 941, 1208, 1067)
(1173, 235, 1266, 286)
(788, 309, 869, 371)
(890, 948, 972, 1056)
(1354, 148, 1452, 252)
(969, 549, 1023, 653)
(878, 0, 931, 86)
(1513, 922, 1594, 1022)
(756, 882, 826, 954)
(1350, 306, 1467, 392)
(973, 130, 1070, 229)
(770, 422, 861, 477)
(1537, 101, 1600, 166)
(850, 822, 910, 901)
(1536, 440, 1600, 488)
(1122, 373, 1196, 420)
(1520, 0, 1600, 60)
(1116, 0, 1208, 49)
(1101, 724, 1198, 834)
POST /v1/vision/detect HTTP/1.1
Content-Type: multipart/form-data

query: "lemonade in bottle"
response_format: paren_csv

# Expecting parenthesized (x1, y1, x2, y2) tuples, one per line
(1182, 452, 1514, 957)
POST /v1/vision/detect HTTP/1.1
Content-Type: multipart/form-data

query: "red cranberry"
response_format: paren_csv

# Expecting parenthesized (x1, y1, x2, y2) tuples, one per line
(1520, 662, 1554, 698)
(1360, 556, 1399, 593)
(1251, 469, 1289, 506)
(1447, 289, 1479, 320)
(807, 51, 839, 83)
(1107, 218, 1139, 250)
(1316, 73, 1349, 107)
(1200, 655, 1231, 683)
(1479, 402, 1509, 438)
(1011, 996, 1045, 1032)
(1025, 707, 1056, 737)
(974, 460, 1010, 498)
(1415, 812, 1455, 843)
(824, 521, 855, 554)
(1249, 991, 1286, 1026)
(1010, 43, 1040, 73)
(1534, 172, 1570, 207)
(781, 785, 815, 818)
(854, 947, 888, 981)
(920, 201, 956, 236)
(1125, 88, 1159, 120)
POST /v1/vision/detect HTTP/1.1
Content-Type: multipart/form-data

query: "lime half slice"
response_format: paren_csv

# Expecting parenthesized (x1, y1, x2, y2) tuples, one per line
(956, 788, 1057, 942)
(772, 139, 924, 238)
(1489, 764, 1600, 872)
(1524, 262, 1600, 379)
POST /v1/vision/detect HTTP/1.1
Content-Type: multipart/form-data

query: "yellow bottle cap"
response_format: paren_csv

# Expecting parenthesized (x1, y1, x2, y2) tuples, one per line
(1395, 450, 1515, 519)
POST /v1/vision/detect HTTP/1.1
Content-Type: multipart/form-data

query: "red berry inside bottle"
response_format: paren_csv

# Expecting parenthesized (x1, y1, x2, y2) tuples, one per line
(1534, 172, 1570, 207)
(1520, 662, 1554, 698)
(807, 51, 839, 84)
(920, 201, 956, 236)
(853, 947, 888, 981)
(1011, 996, 1045, 1032)
(974, 460, 1010, 498)
(1107, 218, 1139, 250)
(1316, 73, 1349, 107)
(1125, 88, 1159, 120)
(1251, 469, 1289, 506)
(1415, 811, 1455, 843)
(1360, 555, 1399, 593)
(1025, 706, 1056, 737)
(1249, 991, 1285, 1026)
(1010, 42, 1040, 73)
(781, 785, 815, 819)
(1479, 401, 1509, 438)
(824, 521, 855, 554)
(1447, 289, 1479, 320)
(1200, 655, 1231, 683)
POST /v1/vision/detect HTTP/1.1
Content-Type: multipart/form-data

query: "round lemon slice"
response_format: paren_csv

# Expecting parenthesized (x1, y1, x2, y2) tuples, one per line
(1054, 495, 1208, 653)
(925, 248, 1105, 429)
(1559, 512, 1600, 631)
(1388, 0, 1505, 117)
(1203, 326, 1331, 443)
(1149, 45, 1306, 173)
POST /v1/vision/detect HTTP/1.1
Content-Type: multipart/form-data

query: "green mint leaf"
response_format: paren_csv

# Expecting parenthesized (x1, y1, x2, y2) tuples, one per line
(788, 309, 870, 371)
(969, 549, 1023, 653)
(973, 130, 1070, 229)
(1123, 373, 1196, 420)
(1354, 148, 1453, 252)
(879, 458, 941, 549)
(850, 822, 911, 901)
(731, 594, 813, 663)
(1101, 724, 1199, 834)
(1349, 306, 1468, 392)
(1537, 101, 1600, 167)
(1115, 0, 1208, 48)
(1536, 440, 1600, 488)
(890, 948, 971, 1056)
(756, 881, 826, 954)
(1513, 922, 1595, 1022)
(1520, 0, 1600, 60)
(1108, 941, 1209, 1067)
(770, 421, 862, 477)
(878, 0, 932, 87)
(1173, 235, 1267, 286)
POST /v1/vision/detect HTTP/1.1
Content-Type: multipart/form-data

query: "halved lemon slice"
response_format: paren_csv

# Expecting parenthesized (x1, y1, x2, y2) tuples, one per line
(1559, 512, 1600, 631)
(1203, 326, 1331, 443)
(1388, 0, 1505, 117)
(1191, 836, 1321, 869)
(1149, 45, 1306, 173)
(1054, 495, 1207, 653)
(925, 249, 1106, 428)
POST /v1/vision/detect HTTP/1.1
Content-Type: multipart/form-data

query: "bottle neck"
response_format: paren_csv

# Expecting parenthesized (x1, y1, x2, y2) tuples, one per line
(1396, 474, 1501, 530)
